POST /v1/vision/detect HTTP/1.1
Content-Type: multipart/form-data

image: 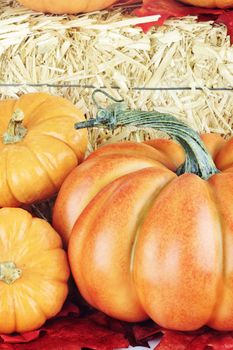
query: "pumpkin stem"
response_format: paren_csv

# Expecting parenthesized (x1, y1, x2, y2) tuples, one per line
(74, 91, 219, 180)
(2, 109, 27, 145)
(0, 262, 22, 285)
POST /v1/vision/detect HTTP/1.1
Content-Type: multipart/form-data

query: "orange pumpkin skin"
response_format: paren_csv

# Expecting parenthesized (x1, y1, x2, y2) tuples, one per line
(53, 134, 223, 246)
(17, 0, 118, 14)
(0, 93, 87, 207)
(179, 0, 233, 8)
(60, 133, 233, 331)
(53, 139, 185, 246)
(0, 208, 69, 334)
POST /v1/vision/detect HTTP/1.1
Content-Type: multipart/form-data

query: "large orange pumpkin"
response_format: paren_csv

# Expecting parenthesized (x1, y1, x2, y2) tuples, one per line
(17, 0, 118, 14)
(54, 106, 233, 331)
(178, 0, 233, 8)
(0, 207, 69, 334)
(0, 93, 87, 208)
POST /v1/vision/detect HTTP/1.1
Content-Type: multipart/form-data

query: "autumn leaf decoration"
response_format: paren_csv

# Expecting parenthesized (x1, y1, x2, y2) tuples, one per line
(116, 0, 233, 43)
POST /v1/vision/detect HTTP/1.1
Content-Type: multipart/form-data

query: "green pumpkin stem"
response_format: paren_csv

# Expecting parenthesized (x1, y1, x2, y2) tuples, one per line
(74, 90, 219, 180)
(2, 109, 27, 145)
(0, 262, 22, 285)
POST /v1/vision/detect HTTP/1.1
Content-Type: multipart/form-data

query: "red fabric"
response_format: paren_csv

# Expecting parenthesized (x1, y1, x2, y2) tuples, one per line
(131, 0, 233, 43)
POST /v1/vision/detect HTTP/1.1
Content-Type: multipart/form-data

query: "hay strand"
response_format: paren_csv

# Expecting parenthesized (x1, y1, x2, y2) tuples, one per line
(0, 0, 233, 150)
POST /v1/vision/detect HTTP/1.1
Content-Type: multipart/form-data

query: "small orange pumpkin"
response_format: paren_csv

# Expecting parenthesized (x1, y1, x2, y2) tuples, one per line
(178, 0, 233, 8)
(0, 93, 87, 208)
(0, 207, 69, 334)
(17, 0, 118, 14)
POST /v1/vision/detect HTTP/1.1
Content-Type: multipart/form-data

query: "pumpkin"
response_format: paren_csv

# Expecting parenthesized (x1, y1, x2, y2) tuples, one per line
(53, 139, 186, 246)
(0, 207, 69, 334)
(55, 103, 233, 331)
(0, 93, 87, 208)
(178, 0, 233, 8)
(17, 0, 118, 14)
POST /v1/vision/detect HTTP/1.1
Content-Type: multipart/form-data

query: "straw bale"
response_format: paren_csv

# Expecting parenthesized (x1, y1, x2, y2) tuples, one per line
(0, 0, 233, 150)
